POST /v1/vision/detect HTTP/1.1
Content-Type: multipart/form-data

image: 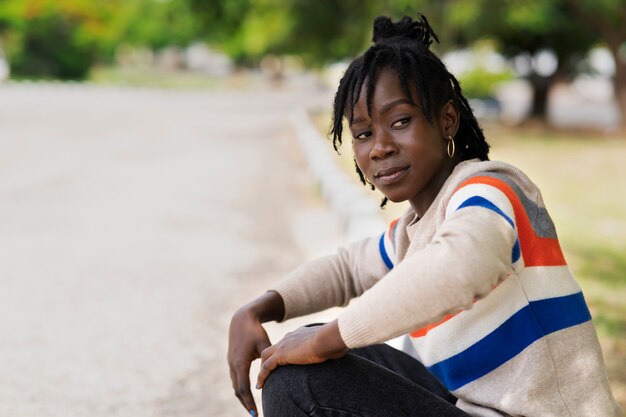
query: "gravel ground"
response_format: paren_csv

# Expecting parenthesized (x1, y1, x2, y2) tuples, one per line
(0, 82, 340, 417)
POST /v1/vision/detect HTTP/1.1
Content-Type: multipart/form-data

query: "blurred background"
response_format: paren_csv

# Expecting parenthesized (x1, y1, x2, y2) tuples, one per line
(0, 0, 624, 416)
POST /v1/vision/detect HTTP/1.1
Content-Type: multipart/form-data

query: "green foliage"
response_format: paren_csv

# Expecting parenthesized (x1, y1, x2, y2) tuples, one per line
(565, 0, 626, 32)
(0, 0, 204, 79)
(221, 0, 292, 63)
(272, 0, 375, 66)
(444, 0, 597, 57)
(10, 12, 95, 79)
(457, 67, 513, 99)
(1, 0, 624, 80)
(188, 0, 376, 66)
(187, 0, 250, 42)
(0, 0, 121, 79)
(117, 0, 200, 50)
(452, 41, 515, 99)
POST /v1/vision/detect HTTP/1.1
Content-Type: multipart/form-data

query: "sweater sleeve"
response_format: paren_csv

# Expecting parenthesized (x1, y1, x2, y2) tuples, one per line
(337, 180, 519, 348)
(269, 230, 392, 321)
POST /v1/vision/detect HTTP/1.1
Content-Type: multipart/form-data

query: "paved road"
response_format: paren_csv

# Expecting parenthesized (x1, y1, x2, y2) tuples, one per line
(0, 82, 341, 417)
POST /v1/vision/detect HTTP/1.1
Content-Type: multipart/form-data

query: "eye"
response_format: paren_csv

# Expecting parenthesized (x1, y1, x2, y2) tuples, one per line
(353, 130, 372, 140)
(391, 117, 410, 128)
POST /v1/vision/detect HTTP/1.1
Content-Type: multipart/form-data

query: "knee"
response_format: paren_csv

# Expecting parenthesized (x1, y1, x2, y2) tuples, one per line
(262, 365, 310, 415)
(262, 364, 299, 398)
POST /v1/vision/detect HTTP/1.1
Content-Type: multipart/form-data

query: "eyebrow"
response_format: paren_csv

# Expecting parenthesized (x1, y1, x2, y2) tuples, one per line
(381, 98, 414, 114)
(349, 98, 415, 126)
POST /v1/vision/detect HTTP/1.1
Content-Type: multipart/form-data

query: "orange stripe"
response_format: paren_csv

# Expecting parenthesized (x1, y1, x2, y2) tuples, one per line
(409, 176, 566, 339)
(456, 176, 565, 267)
(410, 277, 504, 338)
(410, 313, 457, 338)
(388, 218, 399, 241)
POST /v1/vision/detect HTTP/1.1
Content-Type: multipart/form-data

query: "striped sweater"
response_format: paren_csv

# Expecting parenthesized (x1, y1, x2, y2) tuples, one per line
(271, 159, 621, 416)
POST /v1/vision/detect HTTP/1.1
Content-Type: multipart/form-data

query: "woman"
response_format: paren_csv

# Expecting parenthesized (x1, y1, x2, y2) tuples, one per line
(228, 14, 621, 417)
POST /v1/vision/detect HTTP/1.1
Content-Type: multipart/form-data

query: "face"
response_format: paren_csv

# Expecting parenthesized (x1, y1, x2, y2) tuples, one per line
(349, 68, 458, 215)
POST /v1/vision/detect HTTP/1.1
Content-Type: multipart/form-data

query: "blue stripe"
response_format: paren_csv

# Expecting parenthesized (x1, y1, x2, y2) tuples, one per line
(456, 195, 521, 263)
(457, 195, 514, 227)
(512, 239, 521, 263)
(378, 233, 393, 270)
(427, 292, 591, 391)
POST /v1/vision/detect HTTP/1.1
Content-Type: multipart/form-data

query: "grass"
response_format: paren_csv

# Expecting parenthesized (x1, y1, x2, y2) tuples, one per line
(88, 66, 252, 90)
(312, 113, 626, 410)
(487, 125, 626, 409)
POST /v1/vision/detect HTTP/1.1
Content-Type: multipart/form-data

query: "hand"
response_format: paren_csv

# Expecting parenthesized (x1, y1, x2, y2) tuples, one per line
(256, 320, 348, 390)
(227, 308, 271, 416)
(228, 292, 285, 415)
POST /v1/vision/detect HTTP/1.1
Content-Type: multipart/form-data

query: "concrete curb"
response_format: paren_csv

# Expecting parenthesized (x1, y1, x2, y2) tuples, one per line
(289, 109, 386, 242)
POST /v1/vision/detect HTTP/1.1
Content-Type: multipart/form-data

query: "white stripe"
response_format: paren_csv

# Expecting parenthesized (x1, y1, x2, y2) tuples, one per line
(409, 266, 581, 366)
(512, 251, 525, 273)
(447, 183, 516, 225)
(448, 182, 524, 273)
(410, 274, 528, 366)
(446, 183, 524, 272)
(517, 265, 581, 301)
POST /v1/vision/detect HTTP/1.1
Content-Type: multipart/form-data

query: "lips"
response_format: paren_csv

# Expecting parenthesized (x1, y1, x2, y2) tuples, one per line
(374, 165, 410, 185)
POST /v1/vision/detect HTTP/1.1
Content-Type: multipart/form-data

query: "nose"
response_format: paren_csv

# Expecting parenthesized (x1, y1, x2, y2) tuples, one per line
(369, 131, 398, 160)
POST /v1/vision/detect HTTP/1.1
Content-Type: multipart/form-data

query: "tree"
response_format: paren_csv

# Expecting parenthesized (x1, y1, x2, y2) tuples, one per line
(0, 0, 203, 79)
(272, 0, 377, 66)
(114, 0, 200, 51)
(563, 0, 626, 130)
(186, 0, 376, 66)
(419, 0, 624, 128)
(271, 0, 447, 66)
(187, 0, 290, 64)
(429, 0, 597, 124)
(0, 0, 122, 79)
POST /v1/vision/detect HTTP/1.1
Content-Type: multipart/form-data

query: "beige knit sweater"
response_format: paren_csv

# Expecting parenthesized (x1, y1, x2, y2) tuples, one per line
(270, 159, 621, 416)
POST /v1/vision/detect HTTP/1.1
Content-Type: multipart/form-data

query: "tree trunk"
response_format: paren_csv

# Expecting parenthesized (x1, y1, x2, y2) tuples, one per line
(528, 72, 551, 121)
(610, 49, 626, 132)
(562, 0, 626, 132)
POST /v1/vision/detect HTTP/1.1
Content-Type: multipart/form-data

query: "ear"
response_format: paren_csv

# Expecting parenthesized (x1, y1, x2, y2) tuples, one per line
(438, 99, 460, 138)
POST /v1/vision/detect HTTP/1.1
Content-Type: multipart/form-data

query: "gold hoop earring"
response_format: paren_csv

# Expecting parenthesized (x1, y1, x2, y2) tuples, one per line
(446, 135, 455, 159)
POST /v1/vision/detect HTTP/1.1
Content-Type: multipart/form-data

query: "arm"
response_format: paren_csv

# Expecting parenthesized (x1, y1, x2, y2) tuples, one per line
(230, 227, 392, 410)
(228, 233, 385, 415)
(256, 319, 348, 389)
(227, 291, 284, 415)
(270, 230, 391, 320)
(253, 204, 514, 387)
(338, 186, 519, 348)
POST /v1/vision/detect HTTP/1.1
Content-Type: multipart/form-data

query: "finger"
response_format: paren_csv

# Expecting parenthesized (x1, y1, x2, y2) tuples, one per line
(228, 358, 246, 408)
(233, 361, 258, 414)
(260, 343, 277, 360)
(235, 378, 257, 414)
(229, 367, 249, 411)
(257, 353, 279, 390)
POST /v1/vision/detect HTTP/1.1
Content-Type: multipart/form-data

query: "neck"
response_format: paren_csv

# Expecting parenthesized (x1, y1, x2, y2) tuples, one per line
(409, 157, 459, 217)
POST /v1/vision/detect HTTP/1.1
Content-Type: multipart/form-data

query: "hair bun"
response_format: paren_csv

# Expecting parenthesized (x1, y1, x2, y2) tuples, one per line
(372, 14, 439, 47)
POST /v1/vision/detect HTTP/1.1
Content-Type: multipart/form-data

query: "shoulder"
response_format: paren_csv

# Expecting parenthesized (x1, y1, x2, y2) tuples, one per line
(441, 159, 546, 239)
(443, 159, 542, 211)
(449, 159, 534, 188)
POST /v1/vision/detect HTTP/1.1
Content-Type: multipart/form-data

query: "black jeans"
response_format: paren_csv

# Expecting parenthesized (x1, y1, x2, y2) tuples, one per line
(262, 342, 470, 417)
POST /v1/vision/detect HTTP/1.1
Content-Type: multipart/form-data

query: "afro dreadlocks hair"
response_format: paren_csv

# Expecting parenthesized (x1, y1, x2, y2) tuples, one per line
(330, 14, 490, 207)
